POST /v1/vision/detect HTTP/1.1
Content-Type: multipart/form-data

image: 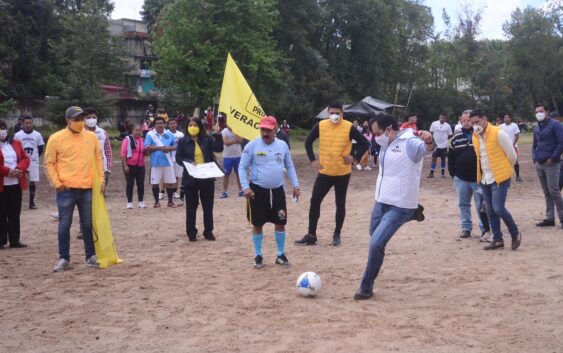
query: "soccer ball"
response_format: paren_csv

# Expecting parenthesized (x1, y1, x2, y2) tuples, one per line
(296, 272, 322, 297)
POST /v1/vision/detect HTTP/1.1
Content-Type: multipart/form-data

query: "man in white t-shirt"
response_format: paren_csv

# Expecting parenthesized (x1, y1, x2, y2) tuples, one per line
(428, 112, 453, 178)
(14, 116, 45, 209)
(499, 113, 522, 182)
(168, 119, 185, 205)
(220, 126, 243, 198)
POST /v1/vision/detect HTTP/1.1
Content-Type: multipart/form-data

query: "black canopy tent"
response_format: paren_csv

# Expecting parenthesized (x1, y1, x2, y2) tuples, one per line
(315, 96, 404, 120)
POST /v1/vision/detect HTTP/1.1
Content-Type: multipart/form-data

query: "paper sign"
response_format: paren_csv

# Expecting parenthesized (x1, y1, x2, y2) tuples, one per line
(183, 161, 225, 179)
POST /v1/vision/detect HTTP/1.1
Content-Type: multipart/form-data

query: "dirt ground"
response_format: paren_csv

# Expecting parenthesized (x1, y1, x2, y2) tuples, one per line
(1, 140, 562, 353)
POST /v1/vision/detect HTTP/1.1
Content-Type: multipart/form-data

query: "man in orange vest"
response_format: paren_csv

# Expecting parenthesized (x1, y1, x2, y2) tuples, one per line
(470, 109, 521, 251)
(296, 101, 369, 246)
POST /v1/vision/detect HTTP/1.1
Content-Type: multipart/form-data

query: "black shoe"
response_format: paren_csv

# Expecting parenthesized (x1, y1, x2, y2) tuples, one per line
(0, 244, 5, 250)
(484, 241, 504, 250)
(254, 255, 264, 269)
(353, 288, 374, 300)
(29, 202, 37, 209)
(203, 232, 216, 241)
(426, 172, 434, 178)
(511, 233, 521, 250)
(536, 219, 555, 227)
(275, 254, 290, 267)
(459, 230, 471, 239)
(332, 233, 341, 246)
(187, 234, 197, 242)
(295, 234, 317, 246)
(10, 242, 27, 248)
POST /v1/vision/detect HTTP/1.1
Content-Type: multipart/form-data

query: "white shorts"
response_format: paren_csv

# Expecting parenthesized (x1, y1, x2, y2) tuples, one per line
(28, 165, 40, 182)
(150, 166, 176, 184)
(174, 163, 184, 179)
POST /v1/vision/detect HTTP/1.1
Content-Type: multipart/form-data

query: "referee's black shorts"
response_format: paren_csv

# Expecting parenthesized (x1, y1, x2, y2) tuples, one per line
(247, 183, 287, 226)
(432, 147, 447, 159)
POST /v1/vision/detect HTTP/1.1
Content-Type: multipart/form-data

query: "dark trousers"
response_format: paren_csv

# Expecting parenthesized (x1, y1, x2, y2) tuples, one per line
(0, 185, 22, 246)
(185, 178, 215, 237)
(308, 173, 351, 235)
(125, 165, 145, 203)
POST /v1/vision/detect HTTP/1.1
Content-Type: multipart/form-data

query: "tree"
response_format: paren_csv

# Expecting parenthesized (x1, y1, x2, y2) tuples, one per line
(141, 0, 174, 32)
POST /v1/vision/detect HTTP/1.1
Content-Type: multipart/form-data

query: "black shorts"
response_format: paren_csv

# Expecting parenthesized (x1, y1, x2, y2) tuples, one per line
(247, 183, 287, 226)
(432, 147, 447, 158)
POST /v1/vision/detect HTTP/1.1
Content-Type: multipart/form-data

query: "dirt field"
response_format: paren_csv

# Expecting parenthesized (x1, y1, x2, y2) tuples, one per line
(1, 140, 562, 353)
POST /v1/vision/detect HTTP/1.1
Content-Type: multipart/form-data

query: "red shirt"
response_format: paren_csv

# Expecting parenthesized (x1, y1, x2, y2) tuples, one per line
(400, 122, 418, 135)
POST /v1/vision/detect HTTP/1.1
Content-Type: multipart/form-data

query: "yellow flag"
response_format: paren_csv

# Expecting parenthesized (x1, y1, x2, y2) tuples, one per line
(92, 161, 122, 269)
(218, 53, 265, 141)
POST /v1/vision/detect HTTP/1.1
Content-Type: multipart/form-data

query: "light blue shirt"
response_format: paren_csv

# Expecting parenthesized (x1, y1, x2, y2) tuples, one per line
(238, 138, 299, 190)
(144, 130, 176, 167)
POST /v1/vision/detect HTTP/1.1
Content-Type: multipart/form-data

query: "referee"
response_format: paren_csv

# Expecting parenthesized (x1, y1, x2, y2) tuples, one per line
(238, 116, 300, 269)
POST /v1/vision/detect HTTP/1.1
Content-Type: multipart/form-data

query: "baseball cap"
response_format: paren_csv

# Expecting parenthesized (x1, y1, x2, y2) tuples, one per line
(259, 116, 277, 130)
(65, 106, 87, 119)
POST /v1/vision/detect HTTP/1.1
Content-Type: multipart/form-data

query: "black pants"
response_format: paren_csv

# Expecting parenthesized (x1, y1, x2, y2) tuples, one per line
(0, 185, 22, 246)
(125, 165, 145, 203)
(185, 178, 215, 237)
(308, 173, 351, 235)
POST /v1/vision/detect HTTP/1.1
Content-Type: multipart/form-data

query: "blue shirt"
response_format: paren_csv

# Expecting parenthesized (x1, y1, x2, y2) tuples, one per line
(238, 138, 299, 190)
(144, 130, 176, 167)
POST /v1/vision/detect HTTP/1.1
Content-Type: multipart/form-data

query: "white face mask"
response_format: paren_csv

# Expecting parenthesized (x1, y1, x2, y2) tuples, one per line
(374, 132, 389, 148)
(329, 114, 340, 124)
(473, 124, 483, 135)
(0, 130, 7, 141)
(85, 118, 97, 128)
(535, 112, 546, 122)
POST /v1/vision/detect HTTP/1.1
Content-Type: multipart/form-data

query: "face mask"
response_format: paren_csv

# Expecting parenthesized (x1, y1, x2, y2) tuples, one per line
(0, 130, 7, 141)
(329, 114, 340, 124)
(536, 112, 546, 122)
(69, 121, 84, 132)
(85, 118, 97, 128)
(473, 124, 483, 135)
(374, 132, 389, 148)
(188, 126, 200, 136)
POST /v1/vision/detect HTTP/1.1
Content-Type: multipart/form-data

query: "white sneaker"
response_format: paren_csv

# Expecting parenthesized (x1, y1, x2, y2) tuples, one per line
(356, 164, 363, 171)
(479, 231, 493, 242)
(176, 199, 184, 206)
(159, 192, 165, 200)
(138, 201, 147, 209)
(173, 192, 181, 199)
(86, 255, 99, 268)
(365, 166, 372, 171)
(50, 212, 59, 220)
(53, 258, 71, 272)
(127, 202, 133, 209)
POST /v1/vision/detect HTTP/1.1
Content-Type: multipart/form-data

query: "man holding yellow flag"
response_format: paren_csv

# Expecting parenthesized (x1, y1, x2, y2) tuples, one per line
(45, 106, 104, 272)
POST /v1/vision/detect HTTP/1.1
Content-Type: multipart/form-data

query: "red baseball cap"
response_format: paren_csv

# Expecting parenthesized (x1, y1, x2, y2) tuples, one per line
(259, 116, 277, 130)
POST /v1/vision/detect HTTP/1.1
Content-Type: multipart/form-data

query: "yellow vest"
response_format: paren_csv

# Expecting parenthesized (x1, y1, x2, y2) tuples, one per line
(472, 125, 513, 184)
(319, 119, 353, 176)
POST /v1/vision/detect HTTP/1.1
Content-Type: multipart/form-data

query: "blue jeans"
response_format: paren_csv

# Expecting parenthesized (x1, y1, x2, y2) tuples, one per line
(479, 180, 519, 242)
(360, 202, 415, 293)
(454, 176, 484, 232)
(57, 189, 95, 261)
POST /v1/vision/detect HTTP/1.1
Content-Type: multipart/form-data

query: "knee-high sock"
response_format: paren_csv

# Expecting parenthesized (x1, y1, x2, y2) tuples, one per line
(252, 233, 264, 257)
(430, 162, 436, 171)
(441, 161, 446, 172)
(152, 186, 160, 203)
(166, 188, 175, 202)
(29, 183, 36, 203)
(274, 231, 286, 256)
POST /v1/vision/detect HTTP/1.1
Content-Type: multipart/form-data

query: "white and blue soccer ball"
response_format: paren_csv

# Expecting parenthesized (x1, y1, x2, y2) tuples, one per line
(296, 272, 322, 297)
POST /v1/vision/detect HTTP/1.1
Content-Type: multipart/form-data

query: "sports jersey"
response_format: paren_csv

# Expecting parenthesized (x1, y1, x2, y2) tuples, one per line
(430, 121, 453, 148)
(14, 130, 44, 167)
(499, 123, 520, 147)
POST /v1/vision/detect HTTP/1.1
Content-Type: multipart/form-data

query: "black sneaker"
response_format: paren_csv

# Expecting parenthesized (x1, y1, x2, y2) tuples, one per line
(426, 172, 434, 178)
(29, 202, 37, 209)
(484, 241, 504, 250)
(353, 288, 374, 300)
(511, 233, 521, 250)
(254, 255, 264, 269)
(295, 234, 317, 246)
(332, 233, 341, 246)
(459, 230, 471, 239)
(536, 219, 555, 227)
(275, 254, 290, 267)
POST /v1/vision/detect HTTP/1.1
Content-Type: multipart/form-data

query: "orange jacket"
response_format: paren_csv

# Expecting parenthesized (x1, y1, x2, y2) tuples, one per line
(0, 139, 30, 192)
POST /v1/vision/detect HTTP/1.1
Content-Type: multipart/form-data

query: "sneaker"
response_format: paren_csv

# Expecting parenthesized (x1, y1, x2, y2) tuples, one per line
(427, 172, 434, 178)
(364, 166, 372, 171)
(355, 164, 363, 171)
(173, 192, 181, 199)
(176, 199, 184, 207)
(275, 254, 290, 267)
(53, 259, 71, 272)
(238, 191, 244, 197)
(29, 202, 37, 209)
(86, 255, 99, 268)
(511, 233, 522, 250)
(127, 202, 133, 209)
(219, 192, 228, 199)
(332, 233, 341, 246)
(295, 234, 317, 246)
(459, 230, 471, 239)
(479, 231, 493, 242)
(159, 192, 165, 200)
(254, 255, 265, 269)
(353, 288, 374, 300)
(167, 201, 176, 208)
(138, 201, 147, 209)
(50, 212, 60, 220)
(153, 202, 161, 208)
(516, 177, 523, 182)
(484, 241, 504, 250)
(536, 219, 555, 227)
